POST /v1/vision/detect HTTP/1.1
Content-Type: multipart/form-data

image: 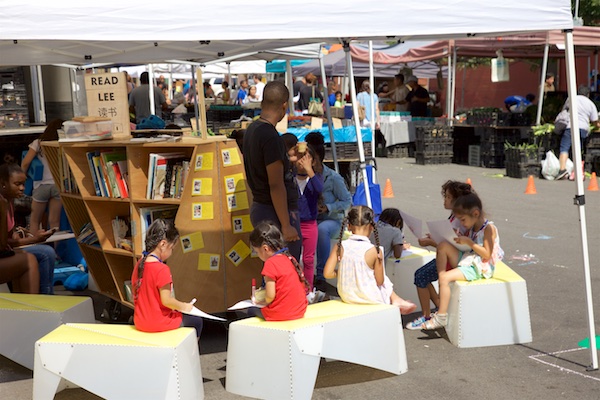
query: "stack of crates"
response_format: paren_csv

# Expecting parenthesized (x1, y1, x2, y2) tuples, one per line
(415, 125, 453, 165)
(585, 133, 600, 174)
(480, 127, 528, 168)
(504, 147, 544, 178)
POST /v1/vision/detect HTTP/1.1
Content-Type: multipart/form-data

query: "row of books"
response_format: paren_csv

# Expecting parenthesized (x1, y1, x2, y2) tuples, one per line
(61, 151, 79, 194)
(146, 153, 190, 200)
(86, 150, 129, 198)
(77, 222, 98, 245)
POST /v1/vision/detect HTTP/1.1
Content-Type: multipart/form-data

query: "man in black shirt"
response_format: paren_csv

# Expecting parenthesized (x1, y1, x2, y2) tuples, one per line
(405, 76, 430, 117)
(243, 81, 302, 261)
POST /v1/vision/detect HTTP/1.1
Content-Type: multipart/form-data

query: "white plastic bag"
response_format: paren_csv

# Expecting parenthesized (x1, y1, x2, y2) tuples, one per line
(541, 150, 560, 180)
(541, 150, 573, 180)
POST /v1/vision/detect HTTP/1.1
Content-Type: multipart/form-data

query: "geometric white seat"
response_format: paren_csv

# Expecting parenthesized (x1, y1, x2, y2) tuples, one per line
(226, 300, 407, 400)
(33, 324, 203, 400)
(446, 261, 533, 348)
(0, 293, 94, 370)
(385, 246, 437, 312)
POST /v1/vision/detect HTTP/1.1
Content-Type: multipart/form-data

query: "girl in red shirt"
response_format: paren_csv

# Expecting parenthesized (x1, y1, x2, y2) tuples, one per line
(249, 222, 308, 321)
(132, 219, 203, 339)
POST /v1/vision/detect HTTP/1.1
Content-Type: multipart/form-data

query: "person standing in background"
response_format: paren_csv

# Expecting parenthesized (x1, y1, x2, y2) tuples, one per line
(253, 75, 266, 102)
(544, 72, 555, 94)
(556, 86, 600, 180)
(129, 72, 167, 124)
(406, 76, 430, 117)
(243, 81, 302, 262)
(21, 119, 64, 233)
(235, 80, 249, 105)
(391, 73, 409, 112)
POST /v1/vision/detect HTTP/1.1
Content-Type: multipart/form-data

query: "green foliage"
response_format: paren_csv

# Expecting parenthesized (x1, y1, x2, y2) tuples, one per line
(574, 0, 600, 26)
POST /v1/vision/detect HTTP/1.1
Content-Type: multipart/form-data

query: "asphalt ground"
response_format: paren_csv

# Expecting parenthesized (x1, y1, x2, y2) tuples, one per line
(1, 156, 600, 399)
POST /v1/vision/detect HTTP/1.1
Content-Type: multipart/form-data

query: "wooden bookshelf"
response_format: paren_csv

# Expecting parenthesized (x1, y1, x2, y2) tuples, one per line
(42, 137, 263, 312)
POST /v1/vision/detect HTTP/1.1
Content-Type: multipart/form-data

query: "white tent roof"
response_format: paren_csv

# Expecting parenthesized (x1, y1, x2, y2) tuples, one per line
(0, 1, 572, 66)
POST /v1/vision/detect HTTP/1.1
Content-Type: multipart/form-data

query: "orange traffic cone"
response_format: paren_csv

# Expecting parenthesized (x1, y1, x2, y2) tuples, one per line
(588, 172, 599, 191)
(525, 175, 537, 194)
(383, 178, 395, 198)
(466, 178, 472, 187)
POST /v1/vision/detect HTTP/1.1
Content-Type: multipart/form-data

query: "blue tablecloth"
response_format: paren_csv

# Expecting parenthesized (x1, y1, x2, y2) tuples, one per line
(285, 126, 372, 143)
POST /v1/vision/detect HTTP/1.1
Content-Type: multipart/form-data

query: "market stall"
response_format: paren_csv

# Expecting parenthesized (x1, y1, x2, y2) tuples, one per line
(3, 0, 595, 369)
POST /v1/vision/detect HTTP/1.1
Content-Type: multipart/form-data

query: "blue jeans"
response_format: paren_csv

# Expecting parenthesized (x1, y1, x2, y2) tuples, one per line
(560, 128, 588, 154)
(23, 244, 56, 294)
(250, 203, 302, 262)
(315, 219, 341, 281)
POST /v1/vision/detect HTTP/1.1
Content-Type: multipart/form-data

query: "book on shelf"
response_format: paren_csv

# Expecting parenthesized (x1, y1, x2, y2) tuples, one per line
(101, 151, 127, 198)
(85, 150, 128, 198)
(77, 222, 98, 245)
(111, 215, 133, 252)
(115, 160, 129, 198)
(146, 153, 188, 200)
(86, 151, 102, 196)
(139, 205, 178, 246)
(61, 151, 79, 194)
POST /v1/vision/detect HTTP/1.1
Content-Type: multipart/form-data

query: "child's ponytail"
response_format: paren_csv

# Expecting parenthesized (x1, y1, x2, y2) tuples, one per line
(371, 220, 381, 255)
(337, 216, 348, 260)
(133, 218, 179, 302)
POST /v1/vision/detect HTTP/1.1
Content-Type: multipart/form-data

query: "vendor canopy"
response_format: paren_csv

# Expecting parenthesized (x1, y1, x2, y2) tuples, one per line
(292, 42, 447, 79)
(394, 26, 600, 62)
(0, 0, 573, 66)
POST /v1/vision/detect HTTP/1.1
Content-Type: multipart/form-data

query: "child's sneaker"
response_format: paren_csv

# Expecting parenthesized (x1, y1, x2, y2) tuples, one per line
(421, 313, 448, 330)
(405, 315, 430, 330)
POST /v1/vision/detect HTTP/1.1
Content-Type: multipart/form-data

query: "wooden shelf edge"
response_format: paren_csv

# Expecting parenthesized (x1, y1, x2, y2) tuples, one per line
(131, 198, 181, 205)
(103, 248, 135, 257)
(81, 196, 132, 202)
(60, 192, 82, 199)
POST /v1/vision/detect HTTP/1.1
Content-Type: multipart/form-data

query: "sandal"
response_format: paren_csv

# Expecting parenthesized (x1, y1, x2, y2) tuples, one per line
(421, 313, 447, 330)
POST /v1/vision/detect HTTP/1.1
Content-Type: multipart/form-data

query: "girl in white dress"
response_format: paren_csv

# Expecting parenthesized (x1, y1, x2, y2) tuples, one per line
(323, 205, 416, 314)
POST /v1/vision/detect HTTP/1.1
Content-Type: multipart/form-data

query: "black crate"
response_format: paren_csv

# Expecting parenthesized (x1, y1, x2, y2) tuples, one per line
(415, 152, 452, 165)
(325, 143, 372, 161)
(480, 127, 523, 143)
(505, 148, 544, 165)
(505, 163, 541, 179)
(480, 153, 505, 168)
(415, 126, 453, 141)
(586, 133, 600, 149)
(415, 137, 454, 155)
(387, 144, 410, 158)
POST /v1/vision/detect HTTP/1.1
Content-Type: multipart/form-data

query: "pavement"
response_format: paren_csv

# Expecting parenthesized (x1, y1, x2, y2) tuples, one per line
(2, 156, 600, 399)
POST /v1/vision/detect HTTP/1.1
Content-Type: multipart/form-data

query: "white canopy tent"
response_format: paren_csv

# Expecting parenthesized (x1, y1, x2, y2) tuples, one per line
(2, 1, 595, 370)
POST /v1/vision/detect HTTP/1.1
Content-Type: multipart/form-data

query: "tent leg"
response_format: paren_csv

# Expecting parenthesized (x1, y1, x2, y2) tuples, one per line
(286, 60, 294, 115)
(450, 45, 457, 124)
(564, 29, 598, 371)
(368, 40, 376, 178)
(446, 41, 452, 119)
(536, 44, 550, 126)
(344, 41, 371, 209)
(148, 64, 156, 116)
(319, 50, 339, 173)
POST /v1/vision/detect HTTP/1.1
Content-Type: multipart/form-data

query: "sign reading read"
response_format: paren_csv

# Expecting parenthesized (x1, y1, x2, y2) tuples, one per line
(84, 72, 131, 139)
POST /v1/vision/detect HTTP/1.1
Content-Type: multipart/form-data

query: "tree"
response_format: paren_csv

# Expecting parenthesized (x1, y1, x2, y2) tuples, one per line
(574, 0, 600, 26)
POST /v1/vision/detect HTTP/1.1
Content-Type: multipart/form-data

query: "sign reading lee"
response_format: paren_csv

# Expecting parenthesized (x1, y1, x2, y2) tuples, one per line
(84, 72, 130, 140)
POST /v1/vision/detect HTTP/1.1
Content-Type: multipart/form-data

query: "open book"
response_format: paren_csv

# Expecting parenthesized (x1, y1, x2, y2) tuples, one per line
(398, 211, 471, 252)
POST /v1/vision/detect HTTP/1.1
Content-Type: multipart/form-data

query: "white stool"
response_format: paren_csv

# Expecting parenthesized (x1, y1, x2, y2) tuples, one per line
(385, 246, 437, 312)
(226, 300, 407, 400)
(446, 261, 533, 348)
(33, 324, 203, 400)
(0, 293, 94, 369)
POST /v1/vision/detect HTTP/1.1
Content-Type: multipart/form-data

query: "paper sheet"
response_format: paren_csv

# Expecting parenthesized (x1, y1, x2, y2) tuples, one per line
(399, 210, 423, 239)
(426, 220, 471, 252)
(181, 306, 226, 321)
(227, 299, 265, 311)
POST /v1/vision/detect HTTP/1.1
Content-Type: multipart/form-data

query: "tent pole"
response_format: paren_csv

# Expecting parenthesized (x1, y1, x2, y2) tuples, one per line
(587, 56, 591, 90)
(168, 64, 173, 102)
(344, 41, 372, 209)
(368, 40, 376, 174)
(148, 64, 156, 116)
(446, 41, 452, 120)
(285, 60, 294, 115)
(450, 44, 457, 123)
(595, 51, 598, 91)
(30, 66, 45, 124)
(191, 65, 200, 134)
(564, 29, 598, 372)
(536, 43, 550, 126)
(319, 49, 339, 173)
